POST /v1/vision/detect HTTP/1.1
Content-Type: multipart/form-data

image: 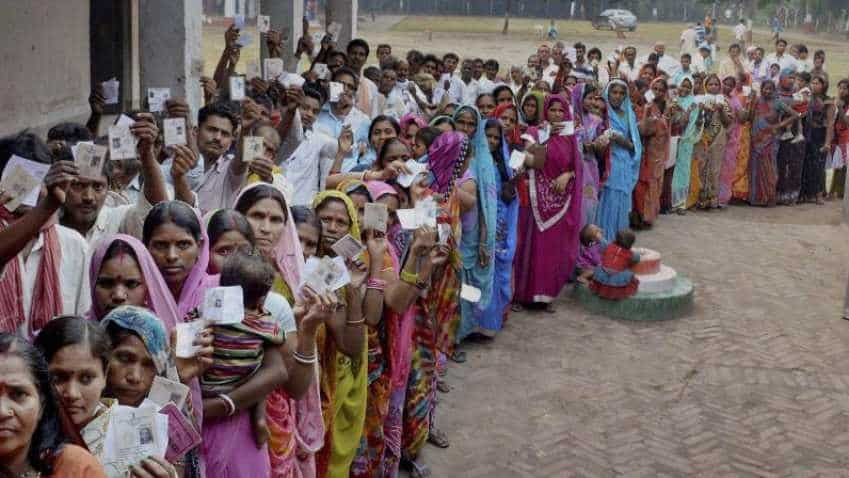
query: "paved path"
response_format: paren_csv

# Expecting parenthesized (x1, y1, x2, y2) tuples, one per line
(418, 202, 849, 477)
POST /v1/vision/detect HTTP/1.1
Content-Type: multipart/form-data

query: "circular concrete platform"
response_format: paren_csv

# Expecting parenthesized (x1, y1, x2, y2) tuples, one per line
(572, 276, 695, 321)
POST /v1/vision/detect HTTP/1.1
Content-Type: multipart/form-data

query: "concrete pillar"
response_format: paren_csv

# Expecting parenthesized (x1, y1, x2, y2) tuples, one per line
(138, 0, 203, 118)
(327, 0, 358, 48)
(260, 0, 304, 72)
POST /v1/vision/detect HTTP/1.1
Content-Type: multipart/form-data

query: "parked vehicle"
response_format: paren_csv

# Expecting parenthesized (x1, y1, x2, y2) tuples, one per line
(592, 9, 638, 32)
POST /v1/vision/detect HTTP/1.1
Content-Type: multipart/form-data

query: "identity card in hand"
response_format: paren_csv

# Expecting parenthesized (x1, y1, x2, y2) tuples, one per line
(397, 159, 429, 188)
(327, 22, 342, 42)
(163, 118, 187, 147)
(509, 150, 526, 170)
(159, 402, 202, 462)
(558, 121, 575, 136)
(148, 376, 190, 409)
(175, 320, 206, 358)
(281, 73, 305, 89)
(0, 155, 50, 211)
(302, 256, 350, 293)
(102, 78, 120, 105)
(108, 124, 137, 160)
(73, 143, 108, 179)
(229, 76, 246, 101)
(202, 286, 245, 325)
(257, 15, 271, 33)
(242, 136, 264, 163)
(331, 234, 365, 259)
(363, 203, 388, 233)
(101, 405, 166, 478)
(329, 82, 344, 102)
(147, 88, 171, 113)
(314, 63, 330, 80)
(264, 58, 284, 82)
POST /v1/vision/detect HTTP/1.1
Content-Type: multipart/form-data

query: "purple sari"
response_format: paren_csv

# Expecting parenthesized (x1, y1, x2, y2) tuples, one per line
(571, 84, 605, 227)
(513, 94, 583, 303)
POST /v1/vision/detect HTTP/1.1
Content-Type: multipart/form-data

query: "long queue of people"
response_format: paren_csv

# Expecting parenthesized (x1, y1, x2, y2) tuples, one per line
(1, 22, 848, 478)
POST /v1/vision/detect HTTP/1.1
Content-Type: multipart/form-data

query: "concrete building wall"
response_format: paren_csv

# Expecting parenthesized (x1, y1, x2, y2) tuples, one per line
(0, 0, 91, 136)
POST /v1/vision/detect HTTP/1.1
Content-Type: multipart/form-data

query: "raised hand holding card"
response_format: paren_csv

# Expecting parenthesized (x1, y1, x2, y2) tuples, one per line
(314, 63, 330, 80)
(102, 78, 120, 105)
(148, 376, 190, 409)
(229, 76, 246, 101)
(363, 203, 388, 233)
(257, 15, 271, 33)
(329, 81, 344, 102)
(175, 320, 206, 359)
(163, 118, 187, 147)
(331, 234, 365, 259)
(147, 88, 171, 113)
(73, 143, 108, 179)
(108, 125, 137, 160)
(242, 136, 264, 163)
(264, 58, 284, 82)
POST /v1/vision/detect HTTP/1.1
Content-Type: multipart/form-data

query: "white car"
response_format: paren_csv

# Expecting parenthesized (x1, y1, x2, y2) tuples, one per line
(592, 9, 638, 31)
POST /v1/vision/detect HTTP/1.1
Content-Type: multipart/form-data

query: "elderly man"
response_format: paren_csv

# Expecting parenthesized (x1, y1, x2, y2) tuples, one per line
(643, 42, 680, 76)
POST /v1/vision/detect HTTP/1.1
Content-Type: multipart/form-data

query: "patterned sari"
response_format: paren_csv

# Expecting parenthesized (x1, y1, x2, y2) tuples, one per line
(749, 91, 792, 206)
(633, 84, 671, 225)
(732, 89, 753, 201)
(670, 78, 702, 210)
(719, 87, 744, 205)
(312, 191, 369, 478)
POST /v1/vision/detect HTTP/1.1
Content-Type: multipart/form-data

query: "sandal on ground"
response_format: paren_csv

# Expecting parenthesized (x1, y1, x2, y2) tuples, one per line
(510, 303, 524, 312)
(842, 316, 849, 322)
(466, 332, 494, 343)
(545, 303, 557, 314)
(450, 350, 466, 363)
(401, 457, 432, 478)
(437, 380, 451, 393)
(428, 428, 450, 449)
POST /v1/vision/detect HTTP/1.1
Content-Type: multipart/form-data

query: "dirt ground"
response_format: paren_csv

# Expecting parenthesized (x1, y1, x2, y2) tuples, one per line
(421, 201, 849, 477)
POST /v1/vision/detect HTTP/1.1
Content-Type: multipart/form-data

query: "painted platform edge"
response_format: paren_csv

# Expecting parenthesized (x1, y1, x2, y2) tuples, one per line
(571, 277, 695, 321)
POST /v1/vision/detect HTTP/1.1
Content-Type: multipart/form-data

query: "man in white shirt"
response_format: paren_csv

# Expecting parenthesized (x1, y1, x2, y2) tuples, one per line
(280, 87, 344, 207)
(748, 47, 769, 84)
(617, 46, 640, 81)
(765, 38, 797, 72)
(680, 25, 699, 60)
(60, 115, 170, 246)
(734, 19, 747, 47)
(448, 60, 479, 106)
(792, 44, 813, 73)
(315, 67, 372, 172)
(0, 131, 90, 334)
(719, 43, 747, 81)
(348, 39, 381, 118)
(376, 68, 407, 119)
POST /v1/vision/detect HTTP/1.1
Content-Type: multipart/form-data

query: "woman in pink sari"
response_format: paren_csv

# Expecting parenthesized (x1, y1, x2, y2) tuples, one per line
(513, 93, 583, 311)
(719, 75, 745, 206)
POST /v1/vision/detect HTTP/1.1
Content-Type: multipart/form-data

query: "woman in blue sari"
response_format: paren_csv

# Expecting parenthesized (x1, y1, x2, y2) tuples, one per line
(451, 105, 499, 345)
(597, 79, 643, 242)
(670, 76, 703, 212)
(471, 118, 519, 338)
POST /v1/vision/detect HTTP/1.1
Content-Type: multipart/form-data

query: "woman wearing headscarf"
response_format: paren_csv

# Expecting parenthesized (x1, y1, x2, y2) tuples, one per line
(597, 80, 643, 242)
(731, 74, 756, 202)
(101, 305, 202, 477)
(689, 74, 733, 209)
(571, 82, 608, 228)
(632, 78, 673, 228)
(520, 91, 546, 129)
(492, 102, 524, 150)
(513, 93, 583, 311)
(775, 68, 806, 205)
(669, 77, 703, 212)
(800, 75, 835, 204)
(423, 131, 465, 357)
(310, 190, 368, 478)
(399, 114, 427, 149)
(749, 80, 798, 206)
(450, 105, 498, 343)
